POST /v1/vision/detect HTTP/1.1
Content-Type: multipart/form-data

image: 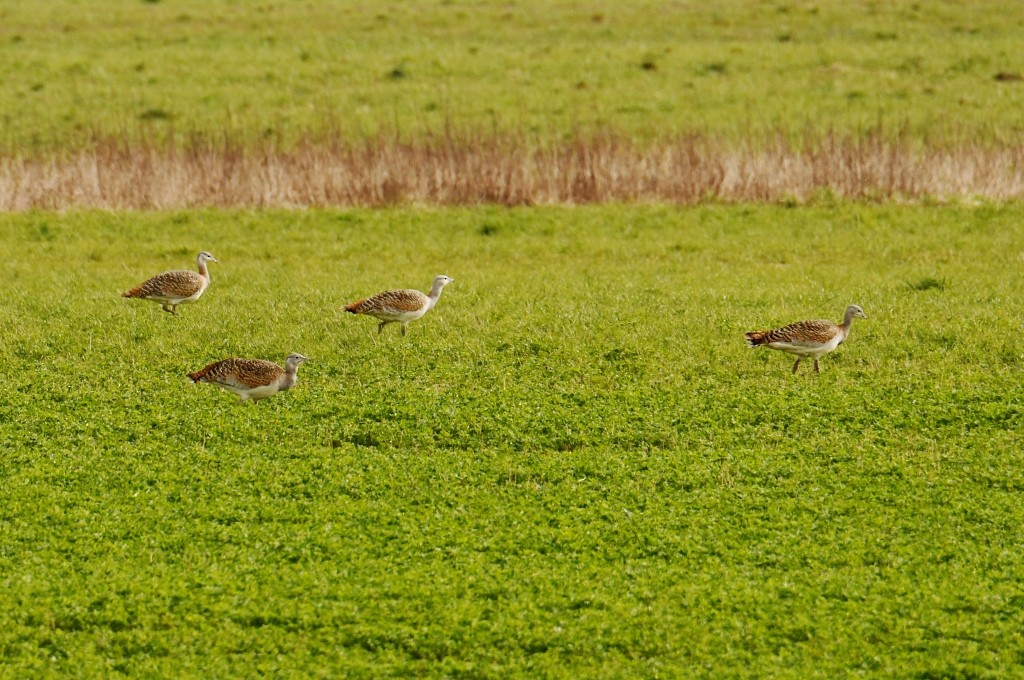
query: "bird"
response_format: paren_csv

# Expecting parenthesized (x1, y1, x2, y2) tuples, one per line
(745, 304, 868, 374)
(187, 353, 309, 403)
(122, 251, 218, 315)
(344, 275, 454, 336)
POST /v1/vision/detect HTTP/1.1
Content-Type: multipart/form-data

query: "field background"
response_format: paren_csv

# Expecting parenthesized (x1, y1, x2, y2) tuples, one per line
(2, 206, 1022, 676)
(1, 0, 1023, 150)
(2, 0, 1024, 677)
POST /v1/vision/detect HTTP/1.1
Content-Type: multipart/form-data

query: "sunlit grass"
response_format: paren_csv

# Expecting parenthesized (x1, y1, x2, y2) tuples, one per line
(0, 205, 1021, 676)
(1, 1, 1023, 150)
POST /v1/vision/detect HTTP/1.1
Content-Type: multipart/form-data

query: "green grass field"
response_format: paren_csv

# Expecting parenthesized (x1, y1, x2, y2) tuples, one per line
(3, 0, 1024, 676)
(1, 205, 1022, 676)
(2, 0, 1024, 149)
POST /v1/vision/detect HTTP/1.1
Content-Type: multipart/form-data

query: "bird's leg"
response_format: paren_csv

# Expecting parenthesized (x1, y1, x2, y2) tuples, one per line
(377, 321, 387, 335)
(792, 358, 801, 374)
(162, 303, 174, 314)
(401, 322, 409, 336)
(813, 359, 820, 374)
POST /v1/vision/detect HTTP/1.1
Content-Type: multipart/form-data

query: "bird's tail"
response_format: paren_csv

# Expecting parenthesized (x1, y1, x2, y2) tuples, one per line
(344, 300, 366, 314)
(744, 331, 768, 348)
(187, 362, 218, 383)
(122, 287, 142, 298)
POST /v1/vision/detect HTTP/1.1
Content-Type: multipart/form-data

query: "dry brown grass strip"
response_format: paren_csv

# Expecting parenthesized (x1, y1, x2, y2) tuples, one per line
(1, 130, 1022, 210)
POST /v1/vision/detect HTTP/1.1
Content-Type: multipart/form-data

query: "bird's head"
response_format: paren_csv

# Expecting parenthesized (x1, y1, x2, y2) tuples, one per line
(286, 353, 310, 367)
(198, 251, 219, 264)
(847, 304, 867, 320)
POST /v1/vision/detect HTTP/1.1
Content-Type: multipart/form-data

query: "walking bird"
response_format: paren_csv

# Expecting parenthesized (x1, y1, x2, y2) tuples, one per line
(344, 275, 453, 335)
(188, 353, 309, 403)
(745, 304, 867, 374)
(122, 251, 218, 315)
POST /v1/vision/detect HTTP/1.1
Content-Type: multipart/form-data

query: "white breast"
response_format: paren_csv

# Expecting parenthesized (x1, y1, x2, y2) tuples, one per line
(173, 278, 209, 305)
(768, 332, 844, 359)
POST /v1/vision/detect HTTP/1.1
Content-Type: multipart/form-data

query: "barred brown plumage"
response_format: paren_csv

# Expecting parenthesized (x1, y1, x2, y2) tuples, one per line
(345, 275, 453, 336)
(745, 304, 867, 374)
(188, 353, 309, 403)
(122, 251, 218, 315)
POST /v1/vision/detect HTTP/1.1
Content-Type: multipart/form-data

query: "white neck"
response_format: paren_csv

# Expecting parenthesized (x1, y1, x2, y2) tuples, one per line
(196, 257, 210, 279)
(428, 281, 447, 301)
(840, 308, 858, 339)
(281, 362, 301, 390)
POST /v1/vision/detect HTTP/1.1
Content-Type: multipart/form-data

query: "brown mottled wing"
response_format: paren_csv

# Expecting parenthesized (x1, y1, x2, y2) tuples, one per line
(346, 289, 428, 314)
(123, 269, 203, 298)
(753, 319, 840, 346)
(188, 358, 283, 389)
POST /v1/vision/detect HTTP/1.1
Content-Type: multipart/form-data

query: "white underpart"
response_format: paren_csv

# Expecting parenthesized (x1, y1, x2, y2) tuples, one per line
(221, 382, 282, 402)
(386, 300, 434, 323)
(767, 332, 844, 359)
(150, 278, 209, 306)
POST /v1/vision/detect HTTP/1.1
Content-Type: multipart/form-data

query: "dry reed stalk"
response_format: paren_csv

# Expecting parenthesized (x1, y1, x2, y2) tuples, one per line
(0, 130, 1022, 210)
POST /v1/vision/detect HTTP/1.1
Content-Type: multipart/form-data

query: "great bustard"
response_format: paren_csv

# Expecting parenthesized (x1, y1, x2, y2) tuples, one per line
(344, 275, 453, 335)
(122, 251, 218, 315)
(188, 353, 309, 402)
(745, 304, 867, 374)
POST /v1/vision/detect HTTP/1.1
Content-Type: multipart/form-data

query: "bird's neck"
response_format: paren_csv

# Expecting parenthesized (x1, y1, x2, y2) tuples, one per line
(428, 283, 445, 302)
(197, 259, 210, 279)
(281, 364, 299, 389)
(839, 308, 857, 338)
